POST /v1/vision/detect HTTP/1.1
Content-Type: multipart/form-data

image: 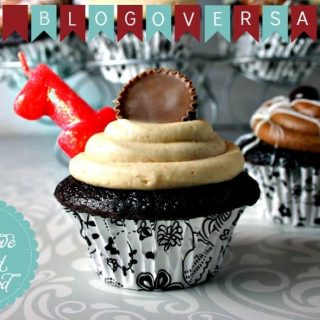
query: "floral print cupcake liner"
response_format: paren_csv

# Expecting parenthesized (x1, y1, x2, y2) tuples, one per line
(246, 164, 320, 227)
(66, 207, 245, 290)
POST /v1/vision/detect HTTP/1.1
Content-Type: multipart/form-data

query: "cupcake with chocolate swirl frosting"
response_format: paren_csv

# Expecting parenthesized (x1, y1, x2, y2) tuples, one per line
(55, 69, 260, 290)
(237, 86, 320, 227)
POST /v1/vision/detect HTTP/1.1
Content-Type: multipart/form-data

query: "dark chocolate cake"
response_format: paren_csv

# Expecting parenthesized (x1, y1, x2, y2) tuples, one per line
(55, 172, 260, 220)
(239, 135, 320, 169)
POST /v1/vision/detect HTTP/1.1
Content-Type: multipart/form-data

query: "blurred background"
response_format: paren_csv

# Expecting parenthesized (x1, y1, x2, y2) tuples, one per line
(1, 0, 319, 142)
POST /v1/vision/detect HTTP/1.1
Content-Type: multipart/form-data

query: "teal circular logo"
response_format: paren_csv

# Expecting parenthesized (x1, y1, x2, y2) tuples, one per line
(0, 201, 38, 309)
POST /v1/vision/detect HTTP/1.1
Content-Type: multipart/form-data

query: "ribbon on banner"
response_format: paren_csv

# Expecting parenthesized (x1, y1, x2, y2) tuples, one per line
(88, 5, 114, 41)
(175, 5, 201, 42)
(2, 5, 29, 41)
(262, 5, 288, 42)
(146, 5, 172, 41)
(31, 5, 57, 41)
(291, 5, 317, 41)
(204, 5, 230, 42)
(60, 5, 86, 41)
(233, 5, 260, 42)
(117, 5, 143, 41)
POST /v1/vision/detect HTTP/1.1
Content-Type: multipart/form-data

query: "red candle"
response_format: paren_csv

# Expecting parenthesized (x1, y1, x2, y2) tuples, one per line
(14, 52, 116, 158)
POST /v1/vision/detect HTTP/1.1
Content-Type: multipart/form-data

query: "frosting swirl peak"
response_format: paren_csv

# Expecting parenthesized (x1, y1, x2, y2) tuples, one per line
(70, 119, 244, 190)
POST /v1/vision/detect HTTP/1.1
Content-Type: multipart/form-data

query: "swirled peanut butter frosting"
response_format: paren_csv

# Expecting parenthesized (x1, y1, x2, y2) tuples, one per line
(251, 96, 320, 153)
(70, 119, 244, 190)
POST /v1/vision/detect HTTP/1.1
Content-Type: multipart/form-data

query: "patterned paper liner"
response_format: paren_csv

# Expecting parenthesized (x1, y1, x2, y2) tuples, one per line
(66, 207, 245, 290)
(89, 31, 193, 84)
(245, 163, 320, 227)
(231, 33, 320, 84)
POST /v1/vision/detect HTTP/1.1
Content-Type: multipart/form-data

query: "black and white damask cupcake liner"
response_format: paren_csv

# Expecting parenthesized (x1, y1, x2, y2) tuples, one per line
(89, 32, 193, 84)
(67, 207, 244, 290)
(231, 33, 320, 84)
(246, 164, 320, 227)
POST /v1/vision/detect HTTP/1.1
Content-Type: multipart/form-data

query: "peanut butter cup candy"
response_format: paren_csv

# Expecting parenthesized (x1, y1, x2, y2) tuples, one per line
(237, 86, 320, 228)
(115, 68, 197, 123)
(55, 69, 260, 290)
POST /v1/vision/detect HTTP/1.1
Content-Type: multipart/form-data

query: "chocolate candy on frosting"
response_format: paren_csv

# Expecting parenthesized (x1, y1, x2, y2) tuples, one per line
(289, 86, 320, 102)
(115, 68, 197, 123)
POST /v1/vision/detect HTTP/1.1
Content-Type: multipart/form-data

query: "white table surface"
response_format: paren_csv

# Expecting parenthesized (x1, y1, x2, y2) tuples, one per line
(0, 136, 319, 320)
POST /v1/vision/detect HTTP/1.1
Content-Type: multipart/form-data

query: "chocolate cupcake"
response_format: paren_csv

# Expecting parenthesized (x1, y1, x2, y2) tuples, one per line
(54, 69, 260, 290)
(237, 86, 320, 227)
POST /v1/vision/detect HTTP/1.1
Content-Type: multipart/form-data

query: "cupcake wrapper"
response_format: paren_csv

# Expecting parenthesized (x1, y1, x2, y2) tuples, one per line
(89, 31, 193, 84)
(231, 33, 320, 84)
(246, 164, 320, 227)
(66, 207, 245, 290)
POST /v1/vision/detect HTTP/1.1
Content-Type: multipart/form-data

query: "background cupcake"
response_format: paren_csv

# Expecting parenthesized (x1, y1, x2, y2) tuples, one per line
(229, 0, 320, 84)
(53, 69, 260, 290)
(76, 0, 197, 84)
(237, 86, 320, 227)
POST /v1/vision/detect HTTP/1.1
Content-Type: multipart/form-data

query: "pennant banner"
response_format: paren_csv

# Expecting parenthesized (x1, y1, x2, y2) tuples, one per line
(117, 5, 143, 41)
(60, 5, 86, 41)
(204, 5, 230, 42)
(146, 5, 172, 41)
(88, 5, 114, 41)
(2, 5, 29, 42)
(31, 5, 57, 41)
(233, 5, 260, 42)
(291, 5, 317, 42)
(262, 5, 288, 42)
(1, 4, 319, 43)
(175, 5, 201, 42)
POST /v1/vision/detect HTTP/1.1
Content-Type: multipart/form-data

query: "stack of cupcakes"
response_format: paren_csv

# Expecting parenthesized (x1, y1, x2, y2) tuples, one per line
(237, 86, 320, 227)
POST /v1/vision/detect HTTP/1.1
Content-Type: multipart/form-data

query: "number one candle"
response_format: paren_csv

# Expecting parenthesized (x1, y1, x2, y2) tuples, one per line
(14, 52, 116, 158)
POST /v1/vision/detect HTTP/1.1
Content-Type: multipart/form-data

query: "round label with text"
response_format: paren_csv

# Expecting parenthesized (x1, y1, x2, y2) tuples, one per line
(0, 201, 38, 309)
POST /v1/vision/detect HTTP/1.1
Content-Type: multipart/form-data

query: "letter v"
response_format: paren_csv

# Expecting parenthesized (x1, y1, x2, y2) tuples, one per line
(183, 12, 194, 26)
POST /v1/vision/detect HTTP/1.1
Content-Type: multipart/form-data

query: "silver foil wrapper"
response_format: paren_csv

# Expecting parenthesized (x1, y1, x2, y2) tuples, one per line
(89, 31, 193, 84)
(231, 33, 320, 84)
(67, 207, 245, 290)
(0, 36, 90, 88)
(246, 163, 320, 227)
